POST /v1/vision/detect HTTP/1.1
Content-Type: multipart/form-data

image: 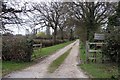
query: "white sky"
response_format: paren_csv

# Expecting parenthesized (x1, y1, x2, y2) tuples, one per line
(5, 0, 119, 35)
(5, 0, 50, 35)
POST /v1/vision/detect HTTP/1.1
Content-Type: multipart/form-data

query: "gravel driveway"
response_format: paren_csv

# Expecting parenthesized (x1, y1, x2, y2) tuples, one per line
(45, 40, 88, 78)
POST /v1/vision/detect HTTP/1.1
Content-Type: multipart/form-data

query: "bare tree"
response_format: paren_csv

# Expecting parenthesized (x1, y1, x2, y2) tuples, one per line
(70, 2, 116, 41)
(32, 2, 68, 43)
(1, 0, 34, 33)
(57, 3, 70, 40)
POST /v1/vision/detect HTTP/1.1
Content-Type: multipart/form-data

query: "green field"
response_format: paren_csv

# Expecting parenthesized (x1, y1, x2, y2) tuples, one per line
(79, 42, 118, 78)
(48, 48, 71, 73)
(2, 41, 73, 76)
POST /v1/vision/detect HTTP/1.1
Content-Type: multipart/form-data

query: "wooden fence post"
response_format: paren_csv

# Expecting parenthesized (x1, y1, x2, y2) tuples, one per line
(86, 41, 89, 63)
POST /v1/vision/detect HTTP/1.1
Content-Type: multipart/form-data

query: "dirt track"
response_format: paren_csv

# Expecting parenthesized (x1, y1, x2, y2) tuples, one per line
(4, 40, 88, 78)
(44, 40, 88, 78)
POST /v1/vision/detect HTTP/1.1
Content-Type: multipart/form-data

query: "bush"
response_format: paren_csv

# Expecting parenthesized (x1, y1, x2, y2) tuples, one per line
(2, 36, 33, 62)
(102, 2, 120, 62)
(102, 26, 120, 62)
(33, 39, 66, 47)
(102, 40, 119, 62)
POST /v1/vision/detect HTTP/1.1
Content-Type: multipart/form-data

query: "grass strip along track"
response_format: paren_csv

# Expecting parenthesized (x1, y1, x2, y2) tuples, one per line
(48, 48, 72, 73)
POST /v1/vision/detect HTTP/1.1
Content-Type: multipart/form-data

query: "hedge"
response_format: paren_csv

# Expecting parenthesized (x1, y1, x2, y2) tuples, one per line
(33, 39, 66, 47)
(2, 36, 33, 62)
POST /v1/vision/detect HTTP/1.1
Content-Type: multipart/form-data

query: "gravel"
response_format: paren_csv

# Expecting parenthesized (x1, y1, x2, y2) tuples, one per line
(44, 40, 88, 78)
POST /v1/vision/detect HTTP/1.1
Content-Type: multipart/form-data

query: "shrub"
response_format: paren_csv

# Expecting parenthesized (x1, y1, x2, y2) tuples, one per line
(102, 24, 120, 62)
(2, 36, 33, 62)
(33, 39, 66, 47)
(103, 4, 120, 78)
(102, 2, 120, 62)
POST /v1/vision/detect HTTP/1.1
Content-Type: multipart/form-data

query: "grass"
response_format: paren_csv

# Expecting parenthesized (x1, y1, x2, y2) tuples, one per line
(32, 41, 73, 60)
(80, 43, 86, 63)
(2, 61, 34, 76)
(79, 42, 118, 78)
(2, 41, 73, 76)
(0, 60, 2, 77)
(48, 48, 72, 73)
(80, 63, 118, 78)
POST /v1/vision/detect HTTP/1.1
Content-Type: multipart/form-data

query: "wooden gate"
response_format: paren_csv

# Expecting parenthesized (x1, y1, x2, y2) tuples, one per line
(86, 41, 105, 63)
(86, 33, 105, 63)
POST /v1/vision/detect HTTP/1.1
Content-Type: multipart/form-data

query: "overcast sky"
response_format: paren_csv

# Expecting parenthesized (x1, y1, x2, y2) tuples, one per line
(5, 0, 51, 35)
(5, 0, 119, 35)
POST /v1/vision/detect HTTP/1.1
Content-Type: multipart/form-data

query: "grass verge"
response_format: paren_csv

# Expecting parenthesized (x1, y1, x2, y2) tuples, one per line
(0, 60, 2, 77)
(48, 48, 72, 73)
(32, 41, 73, 60)
(2, 61, 34, 76)
(80, 42, 118, 78)
(2, 41, 73, 76)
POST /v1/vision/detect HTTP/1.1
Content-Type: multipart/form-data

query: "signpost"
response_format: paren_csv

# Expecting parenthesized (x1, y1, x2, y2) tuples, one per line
(94, 33, 105, 40)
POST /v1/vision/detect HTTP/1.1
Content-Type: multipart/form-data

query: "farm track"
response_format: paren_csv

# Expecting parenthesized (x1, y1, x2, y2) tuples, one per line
(4, 40, 76, 78)
(44, 40, 88, 78)
(4, 40, 88, 78)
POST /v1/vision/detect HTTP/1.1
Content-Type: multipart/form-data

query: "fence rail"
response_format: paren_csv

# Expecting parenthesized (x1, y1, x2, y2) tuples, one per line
(33, 44, 42, 47)
(86, 41, 105, 63)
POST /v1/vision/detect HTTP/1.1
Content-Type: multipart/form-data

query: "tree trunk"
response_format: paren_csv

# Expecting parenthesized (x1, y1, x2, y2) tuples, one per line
(70, 29, 73, 40)
(86, 28, 89, 41)
(53, 28, 57, 44)
(60, 29, 64, 40)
